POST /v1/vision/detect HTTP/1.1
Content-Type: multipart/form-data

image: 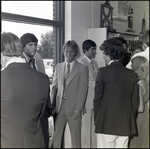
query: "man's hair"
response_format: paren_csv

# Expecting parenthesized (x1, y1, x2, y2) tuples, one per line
(82, 39, 97, 53)
(20, 33, 38, 48)
(99, 37, 127, 61)
(62, 40, 80, 58)
(113, 37, 128, 50)
(142, 30, 149, 46)
(1, 32, 22, 57)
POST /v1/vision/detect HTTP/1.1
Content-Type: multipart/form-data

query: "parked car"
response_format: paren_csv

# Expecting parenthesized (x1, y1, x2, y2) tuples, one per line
(43, 59, 54, 84)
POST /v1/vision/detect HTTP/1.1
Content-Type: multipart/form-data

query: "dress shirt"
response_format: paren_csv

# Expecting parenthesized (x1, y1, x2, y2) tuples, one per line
(23, 52, 35, 63)
(5, 57, 26, 68)
(108, 60, 119, 65)
(84, 55, 91, 63)
(65, 60, 75, 73)
(84, 55, 96, 71)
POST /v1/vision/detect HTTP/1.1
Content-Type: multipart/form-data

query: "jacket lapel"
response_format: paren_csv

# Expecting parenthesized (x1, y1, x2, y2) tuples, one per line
(60, 62, 66, 85)
(67, 60, 79, 85)
(82, 56, 96, 80)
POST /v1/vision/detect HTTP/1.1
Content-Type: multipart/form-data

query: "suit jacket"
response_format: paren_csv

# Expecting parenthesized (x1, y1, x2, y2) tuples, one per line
(23, 53, 46, 74)
(1, 63, 50, 148)
(34, 54, 46, 74)
(78, 55, 98, 109)
(23, 53, 49, 147)
(94, 61, 139, 136)
(51, 60, 89, 115)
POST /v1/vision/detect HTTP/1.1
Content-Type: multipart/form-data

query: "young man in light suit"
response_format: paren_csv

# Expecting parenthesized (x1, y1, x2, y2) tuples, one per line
(78, 39, 98, 148)
(51, 40, 89, 148)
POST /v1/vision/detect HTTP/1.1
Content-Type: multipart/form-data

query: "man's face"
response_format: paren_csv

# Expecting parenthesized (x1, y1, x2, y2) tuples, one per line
(64, 47, 76, 63)
(23, 42, 37, 58)
(102, 51, 111, 66)
(85, 46, 97, 59)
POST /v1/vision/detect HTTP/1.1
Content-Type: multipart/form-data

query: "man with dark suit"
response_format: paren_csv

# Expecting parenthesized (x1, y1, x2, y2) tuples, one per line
(51, 40, 89, 148)
(93, 37, 139, 148)
(78, 39, 98, 148)
(20, 33, 50, 147)
(1, 32, 51, 148)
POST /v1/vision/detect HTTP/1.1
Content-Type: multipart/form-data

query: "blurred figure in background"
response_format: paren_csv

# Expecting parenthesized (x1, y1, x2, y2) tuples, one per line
(1, 32, 51, 148)
(78, 39, 98, 148)
(130, 44, 144, 57)
(94, 37, 139, 148)
(126, 29, 149, 68)
(129, 56, 149, 148)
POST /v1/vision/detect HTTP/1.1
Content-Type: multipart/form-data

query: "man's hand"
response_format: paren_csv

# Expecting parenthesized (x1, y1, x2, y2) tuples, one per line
(72, 109, 81, 120)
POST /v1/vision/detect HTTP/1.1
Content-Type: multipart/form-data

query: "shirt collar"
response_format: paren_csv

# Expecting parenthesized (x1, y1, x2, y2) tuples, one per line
(108, 60, 119, 65)
(5, 57, 26, 68)
(65, 60, 75, 71)
(84, 55, 91, 63)
(23, 52, 35, 63)
(65, 60, 75, 66)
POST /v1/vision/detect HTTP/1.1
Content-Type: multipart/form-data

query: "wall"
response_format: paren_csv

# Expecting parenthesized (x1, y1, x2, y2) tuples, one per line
(65, 1, 93, 56)
(65, 1, 149, 57)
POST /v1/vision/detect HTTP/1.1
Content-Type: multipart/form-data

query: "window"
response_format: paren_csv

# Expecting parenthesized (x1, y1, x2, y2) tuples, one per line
(1, 1, 65, 84)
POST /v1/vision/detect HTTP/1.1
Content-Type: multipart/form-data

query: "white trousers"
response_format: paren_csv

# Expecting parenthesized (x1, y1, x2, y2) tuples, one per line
(81, 109, 97, 148)
(97, 133, 129, 148)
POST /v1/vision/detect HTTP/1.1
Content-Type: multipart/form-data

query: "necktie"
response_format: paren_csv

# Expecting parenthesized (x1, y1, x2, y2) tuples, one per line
(90, 61, 94, 70)
(90, 61, 96, 77)
(29, 58, 36, 70)
(62, 63, 70, 100)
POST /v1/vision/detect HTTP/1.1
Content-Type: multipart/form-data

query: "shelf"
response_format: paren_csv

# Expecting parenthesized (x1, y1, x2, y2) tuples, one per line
(113, 16, 128, 22)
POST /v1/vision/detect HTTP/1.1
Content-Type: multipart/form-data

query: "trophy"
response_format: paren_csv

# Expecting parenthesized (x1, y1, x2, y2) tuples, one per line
(126, 4, 135, 32)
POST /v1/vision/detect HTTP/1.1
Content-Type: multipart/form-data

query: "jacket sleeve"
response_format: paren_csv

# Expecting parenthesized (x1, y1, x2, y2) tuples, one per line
(131, 81, 140, 119)
(50, 65, 58, 107)
(75, 65, 89, 111)
(93, 68, 104, 123)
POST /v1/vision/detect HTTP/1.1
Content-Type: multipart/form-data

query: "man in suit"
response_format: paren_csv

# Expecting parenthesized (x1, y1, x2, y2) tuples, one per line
(78, 39, 98, 148)
(51, 40, 89, 148)
(1, 32, 51, 148)
(20, 33, 49, 147)
(93, 37, 139, 148)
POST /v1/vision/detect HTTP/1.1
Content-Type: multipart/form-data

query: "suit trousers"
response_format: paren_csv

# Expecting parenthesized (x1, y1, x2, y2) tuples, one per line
(97, 133, 129, 148)
(52, 100, 81, 148)
(81, 109, 97, 148)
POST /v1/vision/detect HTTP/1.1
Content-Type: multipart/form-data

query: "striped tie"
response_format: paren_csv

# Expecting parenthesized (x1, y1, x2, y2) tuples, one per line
(62, 63, 70, 100)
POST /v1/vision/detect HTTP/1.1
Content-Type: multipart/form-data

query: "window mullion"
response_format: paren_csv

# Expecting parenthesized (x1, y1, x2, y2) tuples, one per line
(1, 12, 62, 27)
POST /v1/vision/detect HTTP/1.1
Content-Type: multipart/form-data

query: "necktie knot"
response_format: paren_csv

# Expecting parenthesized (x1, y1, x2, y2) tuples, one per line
(67, 63, 70, 70)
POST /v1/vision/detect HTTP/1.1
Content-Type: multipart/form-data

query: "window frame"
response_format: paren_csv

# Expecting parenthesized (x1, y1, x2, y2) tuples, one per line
(1, 1, 65, 64)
